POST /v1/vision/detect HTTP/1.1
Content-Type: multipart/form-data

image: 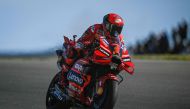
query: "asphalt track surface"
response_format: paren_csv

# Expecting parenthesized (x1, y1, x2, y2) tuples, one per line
(0, 58, 190, 109)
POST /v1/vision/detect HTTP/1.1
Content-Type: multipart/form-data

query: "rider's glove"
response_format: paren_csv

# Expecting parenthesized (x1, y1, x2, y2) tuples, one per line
(111, 55, 121, 65)
(110, 55, 122, 71)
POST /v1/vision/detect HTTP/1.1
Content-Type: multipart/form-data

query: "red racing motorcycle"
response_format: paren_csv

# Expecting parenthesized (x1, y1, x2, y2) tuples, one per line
(46, 35, 134, 109)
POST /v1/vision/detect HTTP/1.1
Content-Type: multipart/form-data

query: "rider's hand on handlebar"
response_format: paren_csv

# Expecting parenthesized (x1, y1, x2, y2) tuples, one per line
(110, 54, 122, 71)
(111, 54, 121, 65)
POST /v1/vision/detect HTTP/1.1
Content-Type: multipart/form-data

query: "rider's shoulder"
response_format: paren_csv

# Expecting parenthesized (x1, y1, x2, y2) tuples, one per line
(88, 24, 102, 34)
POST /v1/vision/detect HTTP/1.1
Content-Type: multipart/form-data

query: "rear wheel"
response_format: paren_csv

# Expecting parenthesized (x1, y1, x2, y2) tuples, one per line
(46, 72, 70, 109)
(92, 80, 118, 109)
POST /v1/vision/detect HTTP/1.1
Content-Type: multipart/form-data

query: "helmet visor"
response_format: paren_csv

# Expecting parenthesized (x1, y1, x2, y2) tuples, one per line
(109, 24, 123, 37)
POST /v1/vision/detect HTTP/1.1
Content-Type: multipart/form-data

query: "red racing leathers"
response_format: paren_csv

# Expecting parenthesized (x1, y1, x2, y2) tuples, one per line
(60, 24, 133, 86)
(75, 24, 132, 67)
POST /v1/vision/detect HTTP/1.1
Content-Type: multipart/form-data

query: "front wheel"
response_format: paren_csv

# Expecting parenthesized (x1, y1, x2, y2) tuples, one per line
(92, 80, 118, 109)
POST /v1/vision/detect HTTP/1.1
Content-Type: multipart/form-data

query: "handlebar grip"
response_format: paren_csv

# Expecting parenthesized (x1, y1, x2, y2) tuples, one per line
(56, 50, 63, 56)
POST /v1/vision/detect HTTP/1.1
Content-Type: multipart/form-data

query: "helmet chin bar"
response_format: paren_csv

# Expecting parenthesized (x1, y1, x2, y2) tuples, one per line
(113, 32, 119, 37)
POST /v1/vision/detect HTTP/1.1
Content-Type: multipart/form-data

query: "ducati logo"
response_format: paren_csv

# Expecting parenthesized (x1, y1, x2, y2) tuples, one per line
(99, 48, 110, 56)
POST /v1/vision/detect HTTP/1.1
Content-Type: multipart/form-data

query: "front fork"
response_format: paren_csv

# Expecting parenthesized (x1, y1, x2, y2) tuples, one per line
(95, 73, 119, 96)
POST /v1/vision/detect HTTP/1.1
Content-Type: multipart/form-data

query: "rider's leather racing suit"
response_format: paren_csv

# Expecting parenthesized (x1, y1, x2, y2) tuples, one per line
(60, 24, 132, 86)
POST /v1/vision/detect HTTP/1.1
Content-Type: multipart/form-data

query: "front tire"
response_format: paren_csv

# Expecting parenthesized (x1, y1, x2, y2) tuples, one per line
(93, 80, 118, 109)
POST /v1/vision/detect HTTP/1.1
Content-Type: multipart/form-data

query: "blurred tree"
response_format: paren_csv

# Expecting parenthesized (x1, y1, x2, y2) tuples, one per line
(158, 31, 169, 53)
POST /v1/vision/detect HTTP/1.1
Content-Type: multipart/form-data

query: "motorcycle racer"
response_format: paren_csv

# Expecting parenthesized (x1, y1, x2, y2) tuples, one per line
(58, 13, 133, 87)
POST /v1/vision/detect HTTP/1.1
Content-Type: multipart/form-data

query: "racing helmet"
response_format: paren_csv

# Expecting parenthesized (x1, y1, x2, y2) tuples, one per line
(103, 13, 124, 37)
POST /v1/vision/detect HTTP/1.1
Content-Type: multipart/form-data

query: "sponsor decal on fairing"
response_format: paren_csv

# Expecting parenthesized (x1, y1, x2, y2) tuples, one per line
(99, 47, 110, 56)
(67, 71, 84, 86)
(74, 63, 83, 72)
